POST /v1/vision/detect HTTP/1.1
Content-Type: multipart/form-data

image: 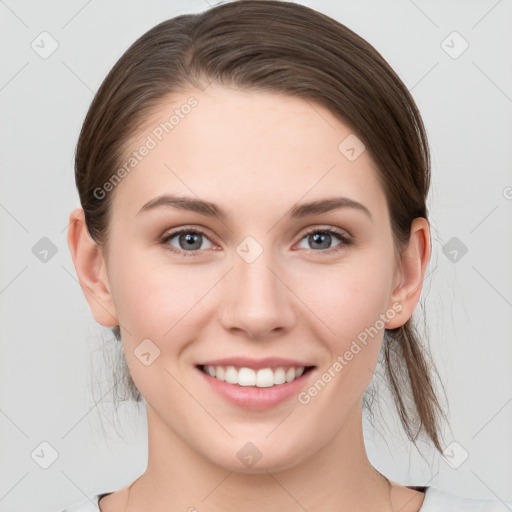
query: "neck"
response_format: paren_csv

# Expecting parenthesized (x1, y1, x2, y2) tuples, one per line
(126, 402, 393, 512)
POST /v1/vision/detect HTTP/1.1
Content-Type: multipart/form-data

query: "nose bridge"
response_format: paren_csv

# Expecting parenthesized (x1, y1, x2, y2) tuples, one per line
(219, 237, 295, 338)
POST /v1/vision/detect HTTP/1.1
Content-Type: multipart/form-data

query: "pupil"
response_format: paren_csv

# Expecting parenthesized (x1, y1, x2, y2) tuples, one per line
(311, 232, 330, 249)
(180, 232, 201, 250)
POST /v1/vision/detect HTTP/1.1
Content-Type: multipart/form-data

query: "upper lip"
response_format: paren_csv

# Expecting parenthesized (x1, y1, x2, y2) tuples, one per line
(196, 357, 315, 370)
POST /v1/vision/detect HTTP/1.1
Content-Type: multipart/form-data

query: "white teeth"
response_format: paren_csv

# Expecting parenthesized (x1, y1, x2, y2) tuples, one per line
(225, 366, 238, 384)
(238, 367, 256, 386)
(255, 368, 274, 388)
(273, 368, 286, 385)
(285, 367, 295, 382)
(202, 365, 308, 387)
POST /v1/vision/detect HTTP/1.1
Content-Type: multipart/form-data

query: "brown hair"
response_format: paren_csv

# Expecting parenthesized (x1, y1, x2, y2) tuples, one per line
(75, 0, 448, 453)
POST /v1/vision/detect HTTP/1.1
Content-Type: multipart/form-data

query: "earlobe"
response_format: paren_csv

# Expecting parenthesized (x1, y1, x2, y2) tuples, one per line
(385, 217, 431, 329)
(66, 208, 119, 328)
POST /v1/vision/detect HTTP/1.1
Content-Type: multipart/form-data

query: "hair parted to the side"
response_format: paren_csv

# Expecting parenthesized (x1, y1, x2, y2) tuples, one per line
(74, 0, 449, 454)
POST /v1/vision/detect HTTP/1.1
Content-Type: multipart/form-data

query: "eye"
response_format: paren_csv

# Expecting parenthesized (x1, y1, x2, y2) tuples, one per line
(296, 227, 351, 253)
(161, 226, 352, 258)
(161, 228, 215, 256)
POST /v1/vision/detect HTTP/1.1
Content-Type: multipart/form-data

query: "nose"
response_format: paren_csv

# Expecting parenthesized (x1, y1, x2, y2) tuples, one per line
(219, 245, 297, 341)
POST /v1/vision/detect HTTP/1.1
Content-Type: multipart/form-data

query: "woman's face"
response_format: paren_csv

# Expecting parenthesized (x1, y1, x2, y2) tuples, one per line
(96, 84, 413, 473)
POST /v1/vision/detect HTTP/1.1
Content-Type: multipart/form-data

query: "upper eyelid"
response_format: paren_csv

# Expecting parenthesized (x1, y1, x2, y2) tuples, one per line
(162, 225, 350, 249)
(162, 226, 219, 245)
(301, 226, 350, 238)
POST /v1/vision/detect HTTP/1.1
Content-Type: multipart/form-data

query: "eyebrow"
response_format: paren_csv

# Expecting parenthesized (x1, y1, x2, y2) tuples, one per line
(136, 194, 372, 220)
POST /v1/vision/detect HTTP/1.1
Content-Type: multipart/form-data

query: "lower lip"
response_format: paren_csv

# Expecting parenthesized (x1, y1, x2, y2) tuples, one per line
(196, 366, 315, 411)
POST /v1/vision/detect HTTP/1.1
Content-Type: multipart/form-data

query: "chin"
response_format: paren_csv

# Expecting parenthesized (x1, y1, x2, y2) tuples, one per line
(207, 440, 311, 475)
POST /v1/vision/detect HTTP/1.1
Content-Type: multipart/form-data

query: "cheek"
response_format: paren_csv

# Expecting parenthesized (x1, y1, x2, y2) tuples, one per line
(295, 259, 394, 411)
(296, 255, 393, 343)
(110, 244, 394, 343)
(108, 256, 206, 397)
(108, 249, 216, 343)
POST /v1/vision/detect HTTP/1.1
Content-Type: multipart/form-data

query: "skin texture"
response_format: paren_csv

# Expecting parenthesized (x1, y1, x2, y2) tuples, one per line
(67, 84, 430, 512)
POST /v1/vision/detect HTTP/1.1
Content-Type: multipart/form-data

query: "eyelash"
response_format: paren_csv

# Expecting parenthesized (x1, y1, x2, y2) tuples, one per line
(160, 226, 352, 258)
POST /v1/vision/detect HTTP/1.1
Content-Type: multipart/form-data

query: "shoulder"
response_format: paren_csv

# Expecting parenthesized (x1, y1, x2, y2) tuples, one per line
(57, 491, 113, 512)
(420, 486, 512, 511)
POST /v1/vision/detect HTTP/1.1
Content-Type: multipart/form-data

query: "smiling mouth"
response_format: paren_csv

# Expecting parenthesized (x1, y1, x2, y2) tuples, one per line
(197, 364, 316, 388)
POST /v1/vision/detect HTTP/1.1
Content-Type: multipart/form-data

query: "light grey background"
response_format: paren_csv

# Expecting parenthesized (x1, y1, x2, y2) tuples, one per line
(1, 1, 511, 511)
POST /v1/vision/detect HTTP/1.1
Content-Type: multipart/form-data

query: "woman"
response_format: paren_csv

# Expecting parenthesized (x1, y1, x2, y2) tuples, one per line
(62, 1, 511, 511)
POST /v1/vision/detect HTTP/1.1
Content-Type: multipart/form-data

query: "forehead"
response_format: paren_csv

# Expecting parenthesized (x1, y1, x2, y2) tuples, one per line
(110, 84, 387, 220)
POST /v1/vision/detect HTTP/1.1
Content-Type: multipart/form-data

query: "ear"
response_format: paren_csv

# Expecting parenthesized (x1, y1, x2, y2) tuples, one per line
(66, 208, 119, 327)
(385, 217, 431, 329)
